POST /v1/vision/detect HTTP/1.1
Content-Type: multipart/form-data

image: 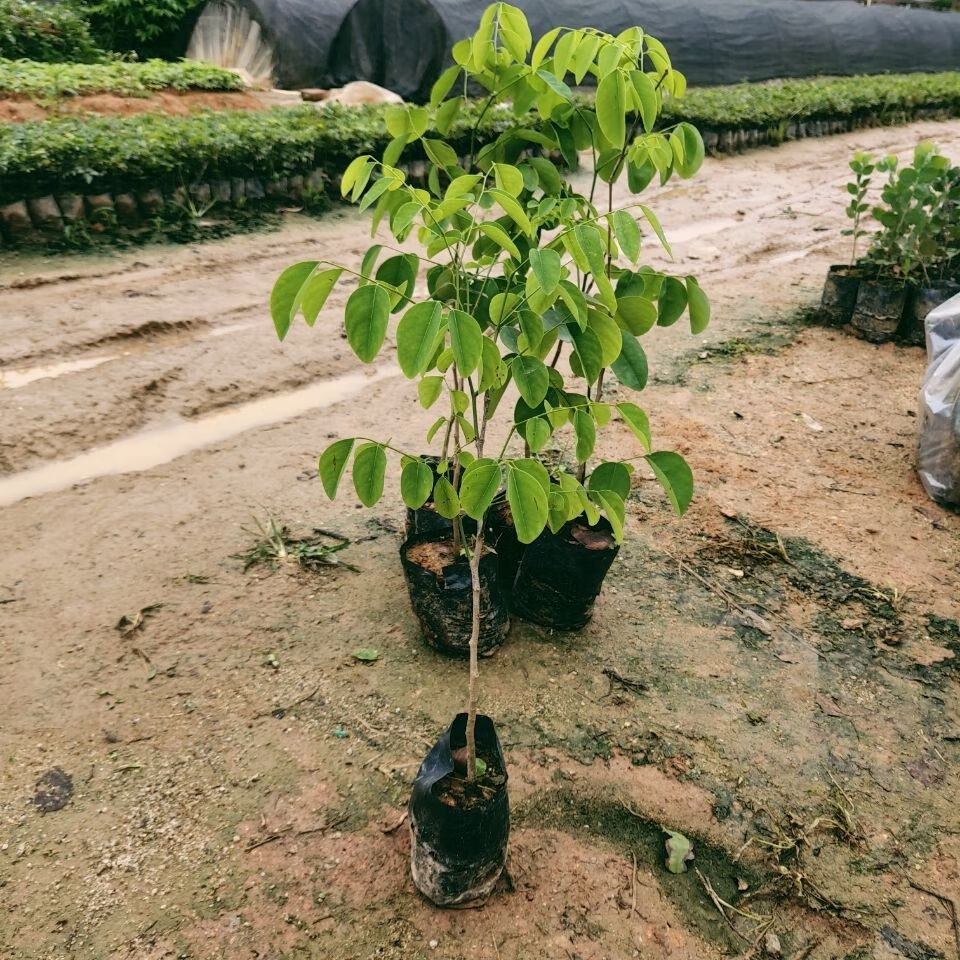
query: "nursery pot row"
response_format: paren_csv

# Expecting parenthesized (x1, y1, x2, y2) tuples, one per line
(820, 265, 960, 345)
(401, 500, 621, 655)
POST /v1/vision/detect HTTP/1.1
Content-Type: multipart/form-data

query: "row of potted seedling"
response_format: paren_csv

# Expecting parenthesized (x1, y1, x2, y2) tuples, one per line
(822, 143, 960, 345)
(271, 4, 708, 908)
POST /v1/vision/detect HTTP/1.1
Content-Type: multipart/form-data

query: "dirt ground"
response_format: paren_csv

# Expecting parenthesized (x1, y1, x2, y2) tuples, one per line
(0, 90, 265, 123)
(1, 119, 959, 960)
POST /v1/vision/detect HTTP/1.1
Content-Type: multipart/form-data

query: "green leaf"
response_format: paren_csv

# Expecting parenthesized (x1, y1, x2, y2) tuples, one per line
(570, 325, 603, 384)
(527, 156, 563, 195)
(665, 831, 694, 874)
(686, 277, 710, 334)
(300, 267, 343, 327)
(529, 247, 562, 295)
(588, 310, 623, 368)
(432, 475, 460, 519)
(435, 96, 461, 136)
(618, 402, 651, 450)
(341, 156, 370, 198)
(658, 277, 688, 327)
(596, 70, 627, 148)
(345, 284, 390, 363)
(591, 489, 625, 543)
(418, 376, 444, 409)
(646, 451, 694, 516)
(512, 355, 549, 407)
(271, 261, 317, 340)
(573, 409, 596, 462)
(638, 203, 672, 256)
(318, 438, 354, 500)
(397, 300, 443, 378)
(630, 70, 659, 133)
(489, 189, 533, 237)
(377, 253, 418, 312)
(352, 648, 380, 662)
(352, 443, 387, 507)
(478, 336, 506, 391)
(401, 459, 434, 509)
(430, 64, 460, 107)
(478, 221, 521, 261)
(588, 462, 632, 500)
(460, 458, 501, 520)
(426, 416, 446, 443)
(531, 25, 561, 71)
(448, 309, 483, 377)
(507, 465, 549, 544)
(493, 162, 524, 198)
(525, 416, 552, 452)
(675, 123, 705, 179)
(423, 137, 458, 168)
(611, 333, 648, 391)
(383, 134, 409, 169)
(612, 210, 641, 262)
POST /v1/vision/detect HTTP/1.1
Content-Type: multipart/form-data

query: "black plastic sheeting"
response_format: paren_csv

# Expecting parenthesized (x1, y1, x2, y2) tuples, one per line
(217, 0, 960, 97)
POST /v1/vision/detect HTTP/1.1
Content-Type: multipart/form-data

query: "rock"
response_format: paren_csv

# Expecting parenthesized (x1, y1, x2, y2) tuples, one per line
(300, 88, 329, 102)
(319, 80, 403, 107)
(1, 200, 40, 244)
(113, 193, 140, 227)
(56, 194, 85, 224)
(27, 196, 64, 236)
(763, 932, 782, 957)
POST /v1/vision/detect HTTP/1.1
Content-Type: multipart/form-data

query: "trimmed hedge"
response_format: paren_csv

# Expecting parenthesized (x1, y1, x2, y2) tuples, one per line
(1, 71, 959, 218)
(0, 57, 245, 99)
(0, 0, 104, 63)
(661, 72, 960, 131)
(0, 101, 535, 204)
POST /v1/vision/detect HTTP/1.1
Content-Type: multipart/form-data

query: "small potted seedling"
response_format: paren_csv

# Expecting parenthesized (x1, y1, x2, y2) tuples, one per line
(271, 2, 706, 906)
(822, 151, 874, 326)
(853, 144, 953, 343)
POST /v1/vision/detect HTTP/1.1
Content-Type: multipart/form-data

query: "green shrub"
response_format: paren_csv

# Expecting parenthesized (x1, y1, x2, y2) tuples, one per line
(74, 0, 203, 58)
(0, 0, 104, 62)
(658, 72, 960, 130)
(0, 101, 535, 203)
(2, 71, 959, 207)
(0, 57, 244, 99)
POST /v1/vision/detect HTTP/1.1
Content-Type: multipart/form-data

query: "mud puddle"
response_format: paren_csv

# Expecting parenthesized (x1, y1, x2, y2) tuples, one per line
(0, 365, 396, 505)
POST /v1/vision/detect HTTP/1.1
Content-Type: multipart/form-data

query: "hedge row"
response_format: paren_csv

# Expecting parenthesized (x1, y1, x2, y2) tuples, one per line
(1, 71, 959, 226)
(660, 72, 960, 130)
(0, 0, 103, 63)
(0, 57, 245, 99)
(0, 101, 535, 204)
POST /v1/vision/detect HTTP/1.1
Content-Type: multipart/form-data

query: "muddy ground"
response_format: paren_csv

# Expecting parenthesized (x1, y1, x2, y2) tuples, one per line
(1, 119, 959, 960)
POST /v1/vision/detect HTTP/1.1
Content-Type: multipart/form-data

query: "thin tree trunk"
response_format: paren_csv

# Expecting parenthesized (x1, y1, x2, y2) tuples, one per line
(465, 526, 485, 781)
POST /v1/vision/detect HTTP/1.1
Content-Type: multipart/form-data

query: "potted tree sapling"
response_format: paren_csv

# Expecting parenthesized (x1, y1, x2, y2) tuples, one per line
(270, 2, 705, 907)
(821, 151, 874, 327)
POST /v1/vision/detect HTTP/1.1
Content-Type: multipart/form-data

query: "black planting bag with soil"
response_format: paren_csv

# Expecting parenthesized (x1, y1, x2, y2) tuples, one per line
(820, 264, 862, 327)
(903, 281, 960, 347)
(851, 279, 909, 343)
(510, 516, 620, 631)
(400, 531, 509, 656)
(409, 713, 509, 907)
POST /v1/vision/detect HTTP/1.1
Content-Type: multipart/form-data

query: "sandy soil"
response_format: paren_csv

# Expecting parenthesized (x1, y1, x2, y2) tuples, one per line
(1, 120, 959, 960)
(0, 90, 265, 123)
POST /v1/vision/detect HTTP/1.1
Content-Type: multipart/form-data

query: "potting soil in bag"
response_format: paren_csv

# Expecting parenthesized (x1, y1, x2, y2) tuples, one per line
(917, 293, 960, 508)
(409, 714, 509, 906)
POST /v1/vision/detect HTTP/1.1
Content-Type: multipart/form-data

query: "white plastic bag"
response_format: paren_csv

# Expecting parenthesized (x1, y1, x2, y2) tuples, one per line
(917, 293, 960, 507)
